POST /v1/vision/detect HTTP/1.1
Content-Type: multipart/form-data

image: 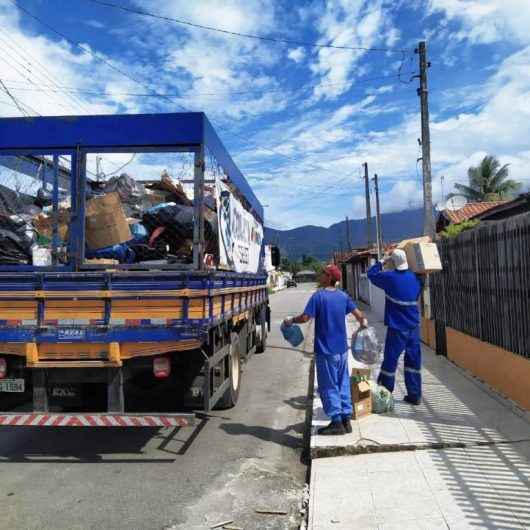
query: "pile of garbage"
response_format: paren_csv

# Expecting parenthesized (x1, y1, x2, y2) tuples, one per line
(0, 171, 219, 268)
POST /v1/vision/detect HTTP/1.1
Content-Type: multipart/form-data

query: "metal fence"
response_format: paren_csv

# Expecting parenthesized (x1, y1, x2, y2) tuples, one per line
(431, 211, 530, 359)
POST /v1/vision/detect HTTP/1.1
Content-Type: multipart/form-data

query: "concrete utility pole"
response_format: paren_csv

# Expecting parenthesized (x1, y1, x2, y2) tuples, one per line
(345, 215, 352, 250)
(417, 41, 435, 239)
(96, 155, 102, 183)
(363, 162, 372, 248)
(373, 173, 382, 259)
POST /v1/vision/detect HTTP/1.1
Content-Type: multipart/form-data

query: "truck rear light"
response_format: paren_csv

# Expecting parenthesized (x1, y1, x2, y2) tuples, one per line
(153, 357, 171, 379)
(0, 358, 6, 379)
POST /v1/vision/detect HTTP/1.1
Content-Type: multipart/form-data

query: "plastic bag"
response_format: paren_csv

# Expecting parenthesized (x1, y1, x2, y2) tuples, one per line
(86, 243, 136, 264)
(370, 382, 395, 414)
(104, 173, 145, 205)
(129, 222, 148, 243)
(351, 326, 381, 365)
(281, 323, 304, 348)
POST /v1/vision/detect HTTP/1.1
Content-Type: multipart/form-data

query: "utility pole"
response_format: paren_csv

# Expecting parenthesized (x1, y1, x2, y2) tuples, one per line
(362, 162, 372, 248)
(373, 173, 382, 259)
(417, 41, 435, 239)
(96, 155, 103, 183)
(345, 215, 352, 250)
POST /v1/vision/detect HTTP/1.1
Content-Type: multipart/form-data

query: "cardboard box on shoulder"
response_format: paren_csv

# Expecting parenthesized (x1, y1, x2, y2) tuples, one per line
(392, 235, 443, 274)
(404, 242, 442, 274)
(351, 367, 372, 419)
(85, 192, 132, 250)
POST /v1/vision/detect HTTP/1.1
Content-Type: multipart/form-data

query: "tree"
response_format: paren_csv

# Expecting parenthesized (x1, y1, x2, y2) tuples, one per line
(440, 219, 479, 239)
(449, 155, 521, 202)
(302, 255, 323, 274)
(280, 257, 301, 275)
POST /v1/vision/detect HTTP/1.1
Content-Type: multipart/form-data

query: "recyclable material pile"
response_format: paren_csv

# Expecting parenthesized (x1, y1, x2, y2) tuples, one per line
(0, 171, 219, 268)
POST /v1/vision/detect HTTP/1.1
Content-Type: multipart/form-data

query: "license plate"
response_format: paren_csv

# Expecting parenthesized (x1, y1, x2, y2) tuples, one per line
(0, 379, 25, 392)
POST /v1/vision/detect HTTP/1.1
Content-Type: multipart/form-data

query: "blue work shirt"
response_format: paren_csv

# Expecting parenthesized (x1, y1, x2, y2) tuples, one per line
(367, 261, 423, 331)
(304, 288, 357, 356)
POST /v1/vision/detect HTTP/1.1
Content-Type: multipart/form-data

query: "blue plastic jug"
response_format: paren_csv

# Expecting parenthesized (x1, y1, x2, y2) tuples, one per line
(281, 323, 304, 348)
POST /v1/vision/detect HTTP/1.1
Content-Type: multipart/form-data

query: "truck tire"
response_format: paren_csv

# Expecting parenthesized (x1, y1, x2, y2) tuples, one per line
(216, 332, 241, 409)
(256, 307, 268, 354)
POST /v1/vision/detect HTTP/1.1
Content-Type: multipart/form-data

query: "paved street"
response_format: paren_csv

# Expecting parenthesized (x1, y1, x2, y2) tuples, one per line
(0, 287, 314, 530)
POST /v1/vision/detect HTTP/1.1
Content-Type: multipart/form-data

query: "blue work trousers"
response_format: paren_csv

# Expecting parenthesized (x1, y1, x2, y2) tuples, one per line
(378, 327, 422, 400)
(316, 352, 352, 421)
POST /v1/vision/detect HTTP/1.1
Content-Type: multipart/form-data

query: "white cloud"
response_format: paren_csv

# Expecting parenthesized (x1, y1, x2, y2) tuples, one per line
(85, 19, 105, 30)
(287, 47, 306, 63)
(134, 0, 289, 121)
(309, 0, 401, 101)
(428, 0, 530, 45)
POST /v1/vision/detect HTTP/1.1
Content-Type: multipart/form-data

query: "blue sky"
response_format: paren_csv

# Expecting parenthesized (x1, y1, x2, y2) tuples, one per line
(1, 0, 529, 229)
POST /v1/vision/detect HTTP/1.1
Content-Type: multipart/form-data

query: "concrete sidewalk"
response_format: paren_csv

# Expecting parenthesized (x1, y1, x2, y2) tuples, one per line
(308, 310, 530, 529)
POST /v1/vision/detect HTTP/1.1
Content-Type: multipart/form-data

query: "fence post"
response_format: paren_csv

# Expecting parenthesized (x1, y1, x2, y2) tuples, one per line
(474, 229, 483, 340)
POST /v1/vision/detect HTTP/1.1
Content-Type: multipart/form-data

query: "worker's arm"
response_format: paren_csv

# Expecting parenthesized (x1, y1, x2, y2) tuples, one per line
(284, 291, 318, 327)
(283, 313, 312, 326)
(352, 308, 368, 328)
(367, 260, 391, 290)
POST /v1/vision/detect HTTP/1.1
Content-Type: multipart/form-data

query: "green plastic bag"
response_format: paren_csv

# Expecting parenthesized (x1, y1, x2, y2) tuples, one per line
(371, 382, 394, 414)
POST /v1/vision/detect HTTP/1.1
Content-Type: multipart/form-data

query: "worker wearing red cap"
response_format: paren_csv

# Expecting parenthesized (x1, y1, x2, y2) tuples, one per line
(284, 264, 368, 435)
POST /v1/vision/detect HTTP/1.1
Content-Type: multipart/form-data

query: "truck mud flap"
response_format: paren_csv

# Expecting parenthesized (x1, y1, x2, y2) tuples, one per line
(0, 413, 195, 427)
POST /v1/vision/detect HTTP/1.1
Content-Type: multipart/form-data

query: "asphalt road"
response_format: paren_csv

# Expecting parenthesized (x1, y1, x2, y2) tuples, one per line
(0, 286, 315, 530)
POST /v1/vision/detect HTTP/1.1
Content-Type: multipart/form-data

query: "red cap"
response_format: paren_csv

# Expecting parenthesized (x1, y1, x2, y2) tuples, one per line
(324, 264, 342, 282)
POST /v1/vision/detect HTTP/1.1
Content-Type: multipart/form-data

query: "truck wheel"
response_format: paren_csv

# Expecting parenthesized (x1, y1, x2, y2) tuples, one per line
(216, 332, 241, 409)
(256, 308, 268, 354)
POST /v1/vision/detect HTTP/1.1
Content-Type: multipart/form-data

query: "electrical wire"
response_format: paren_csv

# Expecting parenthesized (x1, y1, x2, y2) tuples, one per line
(102, 153, 136, 177)
(0, 27, 92, 114)
(9, 0, 418, 192)
(0, 78, 29, 115)
(84, 0, 410, 54)
(8, 0, 188, 112)
(2, 72, 418, 100)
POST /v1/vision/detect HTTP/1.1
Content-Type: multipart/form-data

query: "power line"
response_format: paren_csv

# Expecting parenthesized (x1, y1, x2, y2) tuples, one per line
(8, 0, 415, 188)
(2, 72, 417, 100)
(0, 27, 92, 114)
(8, 0, 188, 112)
(84, 0, 410, 54)
(0, 78, 29, 115)
(103, 153, 136, 177)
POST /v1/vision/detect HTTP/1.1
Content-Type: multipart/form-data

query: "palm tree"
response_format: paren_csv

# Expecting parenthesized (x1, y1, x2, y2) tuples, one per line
(449, 155, 521, 202)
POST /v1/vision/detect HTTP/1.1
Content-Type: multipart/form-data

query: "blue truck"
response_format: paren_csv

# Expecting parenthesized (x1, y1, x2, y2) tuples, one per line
(0, 112, 276, 427)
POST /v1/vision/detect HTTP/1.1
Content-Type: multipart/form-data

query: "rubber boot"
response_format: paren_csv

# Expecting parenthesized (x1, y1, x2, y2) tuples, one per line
(317, 420, 346, 436)
(404, 395, 421, 406)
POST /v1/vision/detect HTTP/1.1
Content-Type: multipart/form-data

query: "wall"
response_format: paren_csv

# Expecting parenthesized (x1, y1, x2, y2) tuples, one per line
(421, 317, 436, 350)
(446, 327, 530, 411)
(369, 283, 386, 321)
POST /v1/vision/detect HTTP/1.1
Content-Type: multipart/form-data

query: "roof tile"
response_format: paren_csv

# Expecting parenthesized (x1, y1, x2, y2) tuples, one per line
(444, 201, 508, 224)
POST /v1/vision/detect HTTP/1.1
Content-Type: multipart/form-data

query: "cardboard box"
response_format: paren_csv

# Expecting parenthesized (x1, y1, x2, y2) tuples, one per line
(142, 188, 172, 209)
(34, 210, 70, 241)
(84, 258, 119, 265)
(353, 395, 372, 419)
(85, 192, 132, 250)
(351, 368, 372, 419)
(397, 235, 431, 249)
(404, 242, 442, 274)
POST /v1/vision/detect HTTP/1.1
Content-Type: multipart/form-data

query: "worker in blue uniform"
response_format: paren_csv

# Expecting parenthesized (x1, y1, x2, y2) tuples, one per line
(283, 264, 368, 435)
(367, 249, 424, 405)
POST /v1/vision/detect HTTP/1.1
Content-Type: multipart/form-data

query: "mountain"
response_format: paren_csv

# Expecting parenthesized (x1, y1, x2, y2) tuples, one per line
(265, 208, 424, 261)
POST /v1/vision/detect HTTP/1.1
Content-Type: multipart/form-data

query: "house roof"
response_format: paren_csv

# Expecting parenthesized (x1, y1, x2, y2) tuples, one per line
(442, 201, 507, 225)
(478, 193, 530, 221)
